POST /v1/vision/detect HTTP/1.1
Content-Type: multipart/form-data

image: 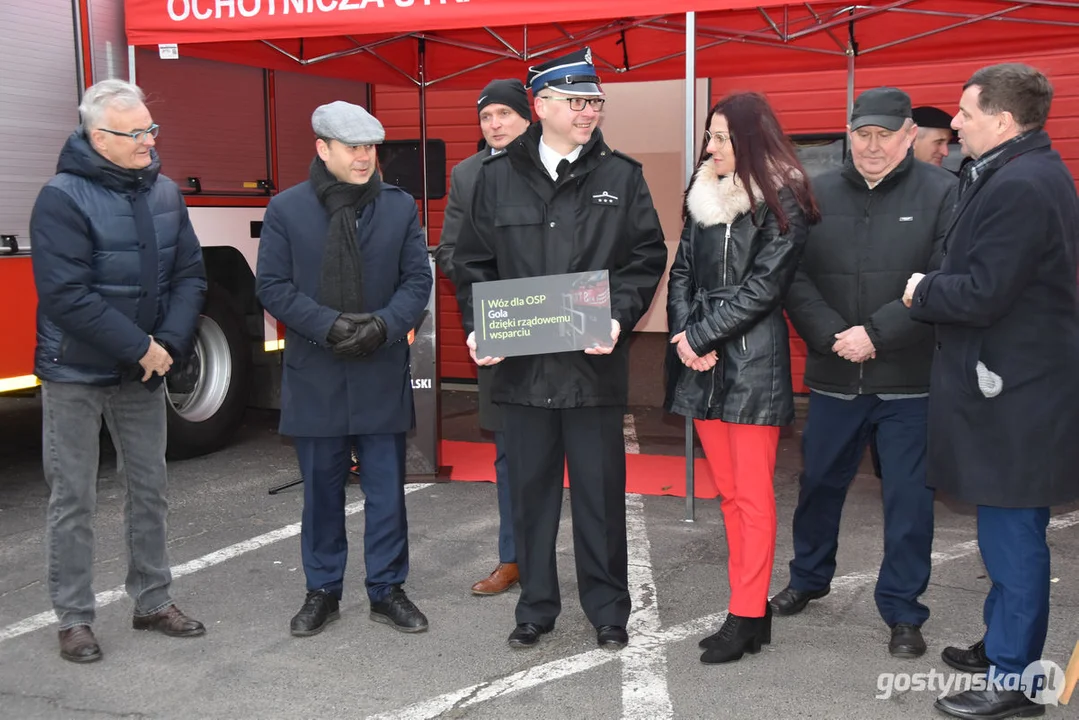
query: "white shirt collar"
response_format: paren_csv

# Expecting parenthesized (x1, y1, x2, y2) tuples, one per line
(538, 136, 583, 181)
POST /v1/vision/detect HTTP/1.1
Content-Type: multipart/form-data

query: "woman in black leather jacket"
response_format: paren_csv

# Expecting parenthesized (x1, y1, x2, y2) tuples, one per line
(664, 92, 820, 665)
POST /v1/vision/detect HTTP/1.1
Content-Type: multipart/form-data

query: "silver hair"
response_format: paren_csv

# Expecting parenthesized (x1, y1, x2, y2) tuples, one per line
(79, 79, 146, 135)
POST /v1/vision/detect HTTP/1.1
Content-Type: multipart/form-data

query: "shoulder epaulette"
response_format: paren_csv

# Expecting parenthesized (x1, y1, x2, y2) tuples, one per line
(611, 149, 642, 167)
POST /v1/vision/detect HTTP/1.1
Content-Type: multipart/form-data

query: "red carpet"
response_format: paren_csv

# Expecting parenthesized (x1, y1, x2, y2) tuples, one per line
(440, 439, 720, 499)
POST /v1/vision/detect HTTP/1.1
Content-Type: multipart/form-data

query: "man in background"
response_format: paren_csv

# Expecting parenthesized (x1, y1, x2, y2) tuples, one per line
(435, 79, 532, 597)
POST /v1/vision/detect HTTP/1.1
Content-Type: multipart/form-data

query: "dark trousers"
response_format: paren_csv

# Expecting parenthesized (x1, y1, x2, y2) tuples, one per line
(493, 431, 516, 564)
(502, 404, 630, 629)
(294, 433, 409, 603)
(789, 393, 934, 626)
(978, 505, 1051, 675)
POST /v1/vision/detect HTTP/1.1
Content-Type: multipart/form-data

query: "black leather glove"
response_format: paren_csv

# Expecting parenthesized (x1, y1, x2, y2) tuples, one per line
(326, 315, 357, 345)
(333, 314, 388, 358)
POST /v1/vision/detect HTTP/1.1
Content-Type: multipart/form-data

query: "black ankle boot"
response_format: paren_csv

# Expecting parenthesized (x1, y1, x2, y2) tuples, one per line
(700, 604, 771, 650)
(700, 611, 770, 664)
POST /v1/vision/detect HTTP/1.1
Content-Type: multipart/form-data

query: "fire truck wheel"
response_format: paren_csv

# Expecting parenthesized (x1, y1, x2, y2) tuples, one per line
(164, 285, 250, 459)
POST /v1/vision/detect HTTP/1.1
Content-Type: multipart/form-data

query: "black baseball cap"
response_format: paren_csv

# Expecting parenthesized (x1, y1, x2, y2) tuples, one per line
(850, 87, 912, 131)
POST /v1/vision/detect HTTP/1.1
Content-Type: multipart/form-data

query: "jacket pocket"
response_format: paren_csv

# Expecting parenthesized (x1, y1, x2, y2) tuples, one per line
(494, 205, 544, 227)
(58, 335, 120, 370)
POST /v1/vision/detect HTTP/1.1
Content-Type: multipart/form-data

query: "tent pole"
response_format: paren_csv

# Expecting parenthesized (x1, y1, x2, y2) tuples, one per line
(846, 13, 857, 126)
(128, 45, 136, 84)
(418, 38, 430, 231)
(684, 11, 696, 523)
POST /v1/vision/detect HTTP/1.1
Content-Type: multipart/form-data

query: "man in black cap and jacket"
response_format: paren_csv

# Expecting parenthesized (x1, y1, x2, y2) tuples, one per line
(452, 47, 667, 650)
(912, 105, 957, 169)
(772, 87, 957, 659)
(435, 79, 532, 597)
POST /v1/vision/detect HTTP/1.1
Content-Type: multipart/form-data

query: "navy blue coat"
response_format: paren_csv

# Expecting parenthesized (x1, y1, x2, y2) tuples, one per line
(256, 179, 432, 438)
(910, 131, 1079, 508)
(30, 132, 206, 385)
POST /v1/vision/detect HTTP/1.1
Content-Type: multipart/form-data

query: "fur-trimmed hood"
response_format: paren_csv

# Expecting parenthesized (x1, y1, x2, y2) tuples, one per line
(686, 160, 799, 228)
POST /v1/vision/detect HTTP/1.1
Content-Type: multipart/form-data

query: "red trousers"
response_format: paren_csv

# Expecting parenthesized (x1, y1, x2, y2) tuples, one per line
(694, 418, 780, 618)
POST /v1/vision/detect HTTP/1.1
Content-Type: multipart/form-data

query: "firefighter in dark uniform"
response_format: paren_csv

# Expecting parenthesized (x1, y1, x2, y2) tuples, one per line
(452, 48, 668, 650)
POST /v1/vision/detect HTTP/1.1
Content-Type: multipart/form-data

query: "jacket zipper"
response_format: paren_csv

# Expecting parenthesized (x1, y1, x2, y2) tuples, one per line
(709, 223, 734, 407)
(857, 191, 872, 394)
(723, 223, 747, 354)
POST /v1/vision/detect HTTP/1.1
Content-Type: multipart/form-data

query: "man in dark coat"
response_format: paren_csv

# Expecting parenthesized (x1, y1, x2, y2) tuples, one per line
(435, 79, 532, 597)
(256, 101, 433, 638)
(775, 87, 958, 659)
(30, 79, 207, 663)
(453, 48, 668, 650)
(904, 63, 1079, 719)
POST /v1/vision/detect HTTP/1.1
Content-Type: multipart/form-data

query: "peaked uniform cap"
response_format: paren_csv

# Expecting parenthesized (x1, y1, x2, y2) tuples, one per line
(527, 47, 604, 97)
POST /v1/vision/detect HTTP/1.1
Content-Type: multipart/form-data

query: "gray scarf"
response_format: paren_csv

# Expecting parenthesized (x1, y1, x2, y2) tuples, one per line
(310, 156, 381, 312)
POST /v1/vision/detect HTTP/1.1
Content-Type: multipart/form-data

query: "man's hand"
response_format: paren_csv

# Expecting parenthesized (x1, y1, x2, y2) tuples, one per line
(326, 315, 357, 345)
(333, 314, 388, 358)
(902, 273, 926, 308)
(832, 325, 876, 363)
(584, 319, 621, 356)
(138, 337, 173, 382)
(467, 331, 504, 367)
(671, 331, 718, 372)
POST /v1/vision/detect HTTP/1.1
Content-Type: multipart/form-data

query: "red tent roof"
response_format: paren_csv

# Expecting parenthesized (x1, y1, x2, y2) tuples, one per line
(125, 0, 1079, 86)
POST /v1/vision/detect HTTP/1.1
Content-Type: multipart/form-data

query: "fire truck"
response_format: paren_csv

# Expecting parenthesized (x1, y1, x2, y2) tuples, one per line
(2, 0, 1076, 460)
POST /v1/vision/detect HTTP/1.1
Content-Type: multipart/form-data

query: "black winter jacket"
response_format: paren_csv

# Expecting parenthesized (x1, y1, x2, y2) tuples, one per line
(664, 161, 809, 425)
(30, 132, 206, 385)
(785, 151, 957, 394)
(453, 122, 668, 409)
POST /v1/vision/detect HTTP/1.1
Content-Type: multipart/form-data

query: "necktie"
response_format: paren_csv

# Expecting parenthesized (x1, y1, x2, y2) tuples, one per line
(556, 158, 570, 182)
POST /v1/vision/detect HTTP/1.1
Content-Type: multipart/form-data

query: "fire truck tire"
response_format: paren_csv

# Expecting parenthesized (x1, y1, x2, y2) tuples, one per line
(164, 285, 250, 459)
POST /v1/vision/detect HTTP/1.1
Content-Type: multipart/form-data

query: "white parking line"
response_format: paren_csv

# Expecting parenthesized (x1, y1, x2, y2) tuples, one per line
(368, 507, 1079, 719)
(623, 493, 673, 720)
(0, 483, 432, 644)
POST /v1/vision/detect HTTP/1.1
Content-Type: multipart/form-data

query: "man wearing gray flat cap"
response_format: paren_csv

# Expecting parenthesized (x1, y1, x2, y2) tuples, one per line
(256, 100, 432, 638)
(776, 86, 957, 660)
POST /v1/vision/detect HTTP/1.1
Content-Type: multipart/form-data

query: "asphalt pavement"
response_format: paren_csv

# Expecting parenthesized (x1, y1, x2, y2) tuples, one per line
(1, 391, 1077, 720)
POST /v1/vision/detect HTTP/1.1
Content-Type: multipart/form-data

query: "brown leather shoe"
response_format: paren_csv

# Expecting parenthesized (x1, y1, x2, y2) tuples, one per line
(132, 604, 206, 637)
(471, 563, 519, 596)
(59, 625, 102, 663)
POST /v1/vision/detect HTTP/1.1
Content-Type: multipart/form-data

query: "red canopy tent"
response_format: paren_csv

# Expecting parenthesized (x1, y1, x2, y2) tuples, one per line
(122, 0, 1079, 222)
(126, 0, 1079, 87)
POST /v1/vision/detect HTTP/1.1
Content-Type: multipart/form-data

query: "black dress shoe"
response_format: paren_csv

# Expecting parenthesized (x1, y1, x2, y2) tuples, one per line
(889, 623, 927, 659)
(701, 605, 772, 649)
(700, 612, 770, 664)
(370, 585, 429, 633)
(768, 585, 830, 616)
(290, 589, 340, 637)
(597, 625, 629, 649)
(942, 640, 991, 673)
(934, 689, 1045, 719)
(508, 622, 553, 648)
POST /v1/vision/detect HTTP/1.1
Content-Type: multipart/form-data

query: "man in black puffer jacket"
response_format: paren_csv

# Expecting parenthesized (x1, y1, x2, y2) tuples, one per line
(771, 88, 957, 660)
(30, 79, 207, 664)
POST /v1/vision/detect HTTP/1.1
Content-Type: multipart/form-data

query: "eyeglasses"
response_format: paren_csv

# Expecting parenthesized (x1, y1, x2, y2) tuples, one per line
(539, 96, 606, 112)
(703, 130, 730, 147)
(99, 124, 160, 143)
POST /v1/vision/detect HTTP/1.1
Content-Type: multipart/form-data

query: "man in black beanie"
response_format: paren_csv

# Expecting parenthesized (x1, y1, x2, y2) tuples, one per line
(434, 78, 531, 597)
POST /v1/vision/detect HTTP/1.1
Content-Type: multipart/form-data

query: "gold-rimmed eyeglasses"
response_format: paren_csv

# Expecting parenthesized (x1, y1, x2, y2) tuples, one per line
(703, 130, 730, 147)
